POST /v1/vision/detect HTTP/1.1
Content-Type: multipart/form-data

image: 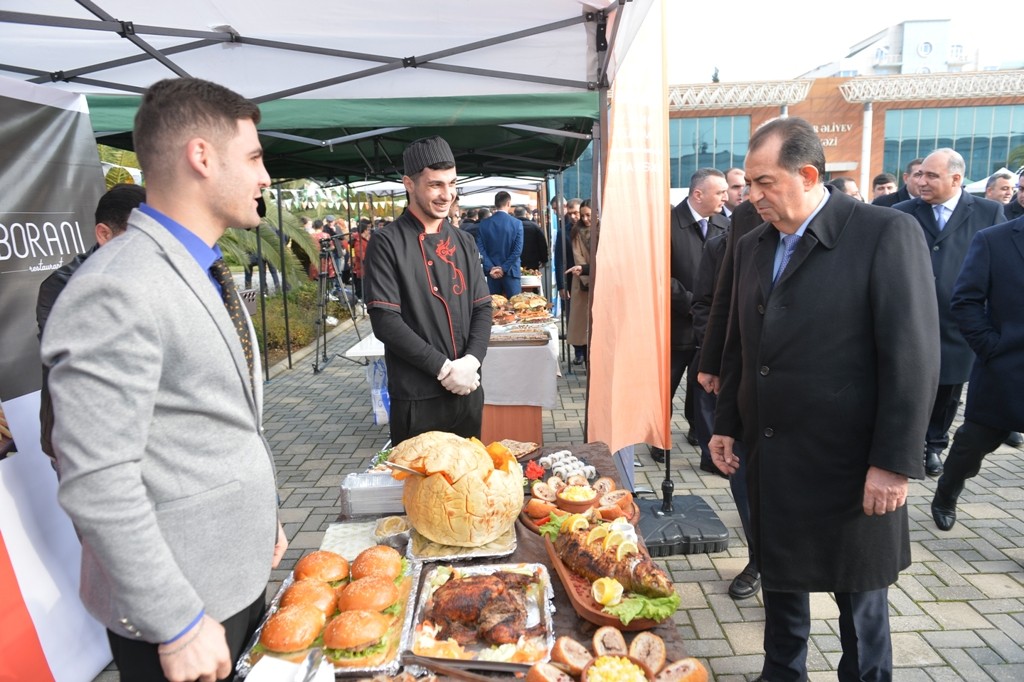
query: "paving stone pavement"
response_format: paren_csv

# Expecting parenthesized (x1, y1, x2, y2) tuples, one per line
(92, 316, 1024, 681)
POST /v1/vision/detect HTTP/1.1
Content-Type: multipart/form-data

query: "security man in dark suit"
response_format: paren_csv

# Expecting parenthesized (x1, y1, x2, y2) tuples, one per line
(872, 158, 922, 208)
(931, 215, 1024, 530)
(892, 148, 1005, 476)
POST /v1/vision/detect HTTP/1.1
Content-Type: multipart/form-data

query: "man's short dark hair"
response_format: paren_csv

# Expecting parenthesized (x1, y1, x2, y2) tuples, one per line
(748, 117, 826, 179)
(689, 167, 726, 190)
(828, 177, 855, 193)
(133, 78, 261, 177)
(872, 172, 897, 188)
(986, 171, 1014, 190)
(905, 158, 924, 174)
(494, 191, 512, 208)
(513, 206, 529, 219)
(95, 184, 146, 233)
(478, 207, 492, 220)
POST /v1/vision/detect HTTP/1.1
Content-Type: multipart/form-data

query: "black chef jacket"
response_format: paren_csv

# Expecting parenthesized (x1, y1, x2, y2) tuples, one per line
(363, 210, 492, 400)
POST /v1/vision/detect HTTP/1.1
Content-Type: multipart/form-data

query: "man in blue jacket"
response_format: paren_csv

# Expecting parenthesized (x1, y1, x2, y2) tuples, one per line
(476, 191, 524, 296)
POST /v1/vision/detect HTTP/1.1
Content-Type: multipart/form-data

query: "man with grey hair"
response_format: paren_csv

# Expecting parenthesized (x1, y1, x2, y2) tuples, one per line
(650, 168, 729, 466)
(893, 148, 1006, 476)
(984, 171, 1015, 204)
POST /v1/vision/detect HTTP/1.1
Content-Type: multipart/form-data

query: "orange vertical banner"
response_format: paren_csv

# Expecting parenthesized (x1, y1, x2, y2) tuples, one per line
(0, 530, 56, 682)
(588, 1, 671, 453)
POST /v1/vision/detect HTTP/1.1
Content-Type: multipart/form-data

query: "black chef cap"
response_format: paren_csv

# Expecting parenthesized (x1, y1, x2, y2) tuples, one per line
(403, 136, 456, 176)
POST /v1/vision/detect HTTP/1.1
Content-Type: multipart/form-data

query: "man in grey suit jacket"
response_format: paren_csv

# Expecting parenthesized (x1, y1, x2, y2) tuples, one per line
(892, 148, 1005, 476)
(42, 78, 286, 682)
(711, 118, 939, 681)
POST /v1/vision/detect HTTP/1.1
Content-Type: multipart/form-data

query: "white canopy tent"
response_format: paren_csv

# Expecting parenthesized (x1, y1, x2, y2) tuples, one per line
(0, 0, 655, 181)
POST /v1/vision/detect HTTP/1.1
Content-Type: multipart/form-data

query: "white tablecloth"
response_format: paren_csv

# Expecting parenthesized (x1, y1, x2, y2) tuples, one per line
(344, 325, 559, 408)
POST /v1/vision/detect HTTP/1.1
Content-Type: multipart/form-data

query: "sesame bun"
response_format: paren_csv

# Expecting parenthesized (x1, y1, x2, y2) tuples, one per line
(323, 610, 390, 668)
(293, 550, 349, 583)
(336, 575, 399, 613)
(258, 604, 326, 660)
(351, 545, 403, 582)
(279, 579, 337, 617)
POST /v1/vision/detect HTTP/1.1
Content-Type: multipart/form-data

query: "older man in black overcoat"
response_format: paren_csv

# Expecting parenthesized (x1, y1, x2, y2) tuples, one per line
(892, 149, 1005, 475)
(711, 118, 939, 682)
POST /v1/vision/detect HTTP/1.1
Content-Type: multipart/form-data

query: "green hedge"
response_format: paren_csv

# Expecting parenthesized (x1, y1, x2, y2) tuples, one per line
(252, 282, 351, 352)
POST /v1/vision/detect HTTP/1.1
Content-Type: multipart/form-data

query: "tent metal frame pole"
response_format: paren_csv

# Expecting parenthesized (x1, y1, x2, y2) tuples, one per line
(556, 172, 571, 375)
(276, 187, 293, 370)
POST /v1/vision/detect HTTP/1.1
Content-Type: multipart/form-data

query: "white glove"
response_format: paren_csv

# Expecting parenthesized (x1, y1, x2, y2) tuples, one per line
(440, 354, 481, 395)
(437, 359, 453, 381)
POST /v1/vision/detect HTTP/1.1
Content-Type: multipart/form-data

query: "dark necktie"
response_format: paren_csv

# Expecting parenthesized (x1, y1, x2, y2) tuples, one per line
(774, 234, 801, 285)
(209, 258, 254, 390)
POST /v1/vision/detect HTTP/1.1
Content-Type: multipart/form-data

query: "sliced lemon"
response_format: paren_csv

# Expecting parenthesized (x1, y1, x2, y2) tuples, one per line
(602, 530, 628, 551)
(591, 577, 624, 606)
(616, 540, 639, 561)
(560, 513, 590, 533)
(586, 526, 609, 545)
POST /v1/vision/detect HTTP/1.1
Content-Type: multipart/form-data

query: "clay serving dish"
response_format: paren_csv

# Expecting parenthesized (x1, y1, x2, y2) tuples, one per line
(555, 486, 599, 515)
(580, 654, 653, 682)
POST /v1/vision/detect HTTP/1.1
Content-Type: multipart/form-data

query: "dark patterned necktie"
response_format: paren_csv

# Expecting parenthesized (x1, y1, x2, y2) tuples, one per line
(209, 258, 254, 390)
(773, 234, 801, 286)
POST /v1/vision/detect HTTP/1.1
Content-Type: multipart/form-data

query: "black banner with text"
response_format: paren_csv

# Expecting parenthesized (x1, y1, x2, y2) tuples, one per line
(0, 82, 104, 402)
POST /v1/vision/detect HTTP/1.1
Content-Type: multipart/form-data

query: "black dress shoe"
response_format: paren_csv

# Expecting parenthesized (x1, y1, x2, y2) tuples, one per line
(700, 460, 729, 479)
(685, 429, 699, 446)
(649, 446, 666, 464)
(931, 491, 957, 531)
(729, 562, 761, 600)
(1005, 431, 1024, 447)
(925, 450, 943, 477)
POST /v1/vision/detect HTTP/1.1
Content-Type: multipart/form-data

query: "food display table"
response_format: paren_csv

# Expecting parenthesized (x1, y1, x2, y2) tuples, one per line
(344, 328, 560, 445)
(334, 442, 688, 679)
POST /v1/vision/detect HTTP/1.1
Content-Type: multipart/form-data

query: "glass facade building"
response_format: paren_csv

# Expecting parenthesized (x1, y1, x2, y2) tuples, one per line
(883, 105, 1024, 179)
(558, 114, 753, 198)
(669, 115, 751, 187)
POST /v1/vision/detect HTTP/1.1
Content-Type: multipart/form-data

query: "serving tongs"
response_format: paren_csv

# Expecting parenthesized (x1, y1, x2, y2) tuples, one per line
(401, 653, 494, 681)
(293, 649, 323, 682)
(386, 461, 426, 477)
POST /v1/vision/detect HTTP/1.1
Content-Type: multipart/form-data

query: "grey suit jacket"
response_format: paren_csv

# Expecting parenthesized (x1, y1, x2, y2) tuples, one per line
(41, 208, 279, 643)
(892, 192, 1005, 383)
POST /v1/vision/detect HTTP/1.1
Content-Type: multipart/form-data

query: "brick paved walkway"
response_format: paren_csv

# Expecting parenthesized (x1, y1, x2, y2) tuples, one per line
(93, 315, 1024, 681)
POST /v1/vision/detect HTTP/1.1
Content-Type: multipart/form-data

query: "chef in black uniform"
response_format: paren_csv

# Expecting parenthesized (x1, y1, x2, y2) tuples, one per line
(362, 136, 493, 444)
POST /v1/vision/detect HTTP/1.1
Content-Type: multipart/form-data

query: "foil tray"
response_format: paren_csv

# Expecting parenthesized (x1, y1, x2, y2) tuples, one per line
(236, 532, 421, 678)
(402, 562, 555, 674)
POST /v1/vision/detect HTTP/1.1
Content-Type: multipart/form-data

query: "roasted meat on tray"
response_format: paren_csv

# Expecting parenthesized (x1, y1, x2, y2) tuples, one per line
(554, 529, 674, 598)
(426, 571, 545, 645)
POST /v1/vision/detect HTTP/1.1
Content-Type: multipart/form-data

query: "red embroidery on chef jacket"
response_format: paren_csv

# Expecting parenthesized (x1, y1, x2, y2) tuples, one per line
(434, 237, 466, 295)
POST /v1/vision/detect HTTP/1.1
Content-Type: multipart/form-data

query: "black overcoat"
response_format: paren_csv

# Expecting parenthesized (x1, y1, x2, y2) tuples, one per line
(951, 216, 1024, 432)
(715, 189, 940, 593)
(892, 193, 1005, 384)
(669, 200, 728, 351)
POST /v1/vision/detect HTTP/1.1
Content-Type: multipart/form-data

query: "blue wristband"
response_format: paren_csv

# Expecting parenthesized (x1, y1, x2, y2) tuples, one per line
(164, 610, 204, 645)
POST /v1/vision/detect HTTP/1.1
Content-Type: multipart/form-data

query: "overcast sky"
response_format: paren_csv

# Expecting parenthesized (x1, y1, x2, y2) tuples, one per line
(664, 1, 1018, 84)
